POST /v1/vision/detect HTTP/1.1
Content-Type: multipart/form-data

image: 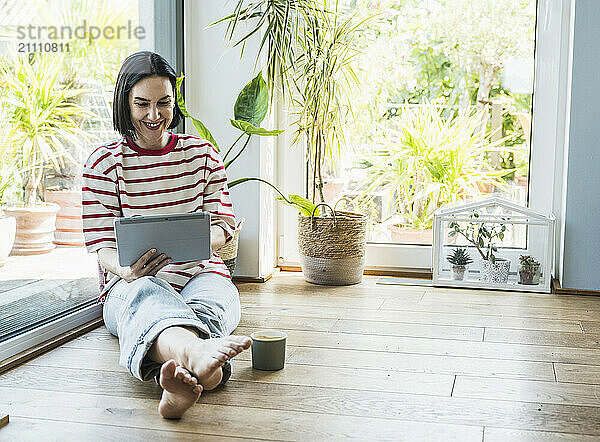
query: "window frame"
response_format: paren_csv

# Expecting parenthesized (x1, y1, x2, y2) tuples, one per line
(276, 0, 572, 274)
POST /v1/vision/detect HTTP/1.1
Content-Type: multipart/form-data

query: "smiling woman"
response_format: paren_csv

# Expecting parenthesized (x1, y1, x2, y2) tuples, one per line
(81, 50, 252, 419)
(112, 53, 183, 146)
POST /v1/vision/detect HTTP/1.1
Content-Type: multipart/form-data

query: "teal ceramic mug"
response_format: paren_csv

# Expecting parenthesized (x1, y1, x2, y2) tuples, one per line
(250, 330, 287, 370)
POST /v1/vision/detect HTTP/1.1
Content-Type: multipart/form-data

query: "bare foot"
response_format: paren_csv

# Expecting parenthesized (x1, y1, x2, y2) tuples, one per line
(180, 335, 252, 391)
(158, 359, 203, 419)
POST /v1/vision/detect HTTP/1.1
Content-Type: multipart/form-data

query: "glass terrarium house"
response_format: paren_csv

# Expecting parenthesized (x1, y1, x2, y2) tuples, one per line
(432, 197, 555, 293)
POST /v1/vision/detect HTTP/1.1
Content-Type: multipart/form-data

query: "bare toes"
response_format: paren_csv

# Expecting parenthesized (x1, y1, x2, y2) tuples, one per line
(216, 353, 230, 362)
(220, 346, 237, 356)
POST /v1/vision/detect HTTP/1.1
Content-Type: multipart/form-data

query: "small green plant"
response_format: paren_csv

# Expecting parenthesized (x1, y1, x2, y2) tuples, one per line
(519, 254, 541, 285)
(519, 254, 540, 267)
(448, 212, 507, 264)
(446, 248, 473, 266)
(0, 53, 94, 205)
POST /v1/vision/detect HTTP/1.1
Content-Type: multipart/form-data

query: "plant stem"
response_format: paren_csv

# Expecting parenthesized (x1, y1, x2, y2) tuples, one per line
(224, 134, 251, 169)
(453, 226, 487, 260)
(227, 177, 292, 204)
(312, 134, 317, 204)
(316, 131, 325, 203)
(305, 135, 310, 200)
(223, 132, 245, 162)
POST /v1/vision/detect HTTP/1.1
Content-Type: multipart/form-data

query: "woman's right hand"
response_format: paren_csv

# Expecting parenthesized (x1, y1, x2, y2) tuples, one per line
(121, 248, 171, 282)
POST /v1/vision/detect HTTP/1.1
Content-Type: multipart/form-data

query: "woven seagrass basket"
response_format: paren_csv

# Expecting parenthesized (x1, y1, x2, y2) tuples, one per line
(216, 218, 245, 276)
(298, 202, 367, 285)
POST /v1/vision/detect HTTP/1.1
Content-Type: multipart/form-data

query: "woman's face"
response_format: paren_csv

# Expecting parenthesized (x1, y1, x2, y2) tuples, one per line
(128, 75, 175, 147)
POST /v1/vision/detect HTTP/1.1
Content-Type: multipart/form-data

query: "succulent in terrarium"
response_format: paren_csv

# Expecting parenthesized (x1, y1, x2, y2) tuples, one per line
(519, 254, 540, 267)
(446, 248, 474, 266)
(519, 254, 541, 285)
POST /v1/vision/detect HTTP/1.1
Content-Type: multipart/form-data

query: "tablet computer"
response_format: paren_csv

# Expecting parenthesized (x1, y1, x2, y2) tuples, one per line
(113, 212, 211, 267)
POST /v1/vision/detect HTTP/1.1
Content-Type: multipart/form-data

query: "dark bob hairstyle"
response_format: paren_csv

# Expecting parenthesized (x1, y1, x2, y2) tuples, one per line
(113, 51, 184, 140)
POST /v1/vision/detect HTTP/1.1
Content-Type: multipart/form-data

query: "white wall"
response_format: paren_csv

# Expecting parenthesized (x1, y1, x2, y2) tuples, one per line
(184, 2, 275, 278)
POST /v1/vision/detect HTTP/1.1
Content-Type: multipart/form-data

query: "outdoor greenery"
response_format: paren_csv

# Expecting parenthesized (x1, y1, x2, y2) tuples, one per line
(353, 103, 515, 229)
(34, 0, 139, 90)
(0, 53, 94, 206)
(0, 159, 22, 212)
(345, 0, 535, 144)
(0, 105, 20, 209)
(0, 0, 140, 201)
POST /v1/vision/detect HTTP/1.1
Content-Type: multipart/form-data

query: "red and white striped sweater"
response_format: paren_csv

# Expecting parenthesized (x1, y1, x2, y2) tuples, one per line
(81, 132, 236, 305)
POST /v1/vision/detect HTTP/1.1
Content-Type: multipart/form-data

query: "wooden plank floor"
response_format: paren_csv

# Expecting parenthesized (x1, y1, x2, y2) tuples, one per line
(2, 271, 600, 440)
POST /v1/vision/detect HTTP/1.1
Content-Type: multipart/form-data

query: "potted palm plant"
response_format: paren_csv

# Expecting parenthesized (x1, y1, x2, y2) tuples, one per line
(446, 247, 473, 281)
(448, 213, 510, 283)
(0, 53, 93, 254)
(213, 1, 370, 285)
(287, 5, 369, 285)
(215, 2, 377, 285)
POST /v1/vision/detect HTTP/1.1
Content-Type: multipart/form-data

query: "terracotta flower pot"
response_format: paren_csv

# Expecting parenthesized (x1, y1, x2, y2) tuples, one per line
(0, 215, 16, 266)
(388, 225, 433, 244)
(45, 189, 85, 246)
(452, 264, 466, 281)
(322, 178, 345, 204)
(4, 203, 60, 255)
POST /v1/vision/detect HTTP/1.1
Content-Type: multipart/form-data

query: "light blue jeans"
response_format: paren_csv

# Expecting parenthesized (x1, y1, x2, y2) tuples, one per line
(102, 272, 241, 387)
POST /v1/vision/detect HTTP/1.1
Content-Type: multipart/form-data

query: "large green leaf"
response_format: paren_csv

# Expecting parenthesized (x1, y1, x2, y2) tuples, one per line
(233, 72, 268, 127)
(287, 194, 319, 217)
(230, 119, 283, 136)
(176, 74, 220, 150)
(190, 117, 220, 152)
(175, 75, 190, 117)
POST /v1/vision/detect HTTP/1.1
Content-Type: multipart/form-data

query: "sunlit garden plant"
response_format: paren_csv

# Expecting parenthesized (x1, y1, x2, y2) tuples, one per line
(353, 102, 515, 229)
(0, 54, 94, 206)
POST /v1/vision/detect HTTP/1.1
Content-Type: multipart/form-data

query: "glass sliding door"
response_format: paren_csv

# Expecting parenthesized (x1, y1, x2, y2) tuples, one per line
(0, 0, 179, 362)
(278, 0, 543, 271)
